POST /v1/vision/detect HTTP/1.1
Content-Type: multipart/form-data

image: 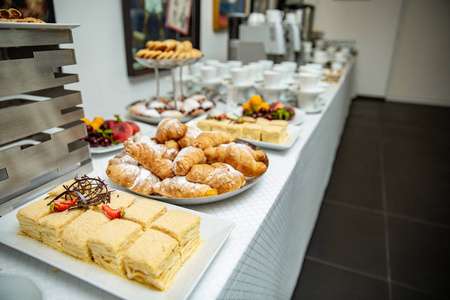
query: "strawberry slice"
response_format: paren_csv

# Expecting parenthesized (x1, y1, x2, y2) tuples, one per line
(50, 199, 77, 212)
(128, 121, 140, 135)
(102, 204, 125, 219)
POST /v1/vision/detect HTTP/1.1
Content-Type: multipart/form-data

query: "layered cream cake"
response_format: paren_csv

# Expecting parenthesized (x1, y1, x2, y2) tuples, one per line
(150, 210, 201, 263)
(124, 199, 167, 230)
(88, 219, 143, 275)
(38, 209, 84, 251)
(46, 179, 76, 197)
(16, 197, 52, 241)
(94, 191, 136, 211)
(242, 123, 261, 141)
(60, 210, 110, 261)
(123, 228, 181, 291)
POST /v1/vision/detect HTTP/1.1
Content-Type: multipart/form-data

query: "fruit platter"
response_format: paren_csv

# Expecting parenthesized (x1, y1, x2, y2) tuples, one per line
(239, 95, 305, 126)
(80, 115, 142, 154)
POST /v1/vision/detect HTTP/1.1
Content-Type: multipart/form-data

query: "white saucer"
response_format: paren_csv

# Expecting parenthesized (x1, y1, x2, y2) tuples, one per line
(223, 80, 255, 89)
(289, 86, 326, 95)
(255, 83, 289, 91)
(304, 101, 325, 114)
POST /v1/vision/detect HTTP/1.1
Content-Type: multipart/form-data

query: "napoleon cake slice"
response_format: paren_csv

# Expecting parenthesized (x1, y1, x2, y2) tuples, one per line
(38, 209, 84, 251)
(123, 199, 167, 230)
(93, 191, 136, 211)
(61, 210, 110, 261)
(123, 228, 181, 291)
(88, 219, 143, 275)
(16, 197, 53, 241)
(150, 210, 201, 263)
(46, 179, 76, 198)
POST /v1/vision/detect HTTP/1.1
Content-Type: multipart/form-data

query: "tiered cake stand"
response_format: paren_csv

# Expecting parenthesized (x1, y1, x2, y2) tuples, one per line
(135, 56, 202, 109)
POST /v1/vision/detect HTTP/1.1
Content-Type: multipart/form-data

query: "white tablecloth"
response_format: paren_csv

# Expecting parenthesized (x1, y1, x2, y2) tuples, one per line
(0, 60, 356, 300)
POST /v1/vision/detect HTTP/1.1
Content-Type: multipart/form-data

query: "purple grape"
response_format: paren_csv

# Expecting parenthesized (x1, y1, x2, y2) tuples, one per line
(89, 137, 99, 147)
(100, 123, 109, 130)
(260, 108, 267, 113)
(265, 114, 273, 120)
(86, 125, 93, 134)
(251, 113, 258, 118)
(100, 138, 112, 147)
(257, 112, 264, 117)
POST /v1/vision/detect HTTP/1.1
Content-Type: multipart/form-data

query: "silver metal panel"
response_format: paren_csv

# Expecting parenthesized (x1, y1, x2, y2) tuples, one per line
(0, 49, 78, 97)
(0, 89, 83, 144)
(0, 29, 73, 47)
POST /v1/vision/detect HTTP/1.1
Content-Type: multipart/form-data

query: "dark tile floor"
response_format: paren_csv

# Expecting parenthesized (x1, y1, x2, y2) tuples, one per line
(292, 97, 450, 300)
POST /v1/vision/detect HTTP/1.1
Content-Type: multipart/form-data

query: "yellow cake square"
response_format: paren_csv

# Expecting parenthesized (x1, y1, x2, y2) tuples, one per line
(226, 123, 244, 139)
(261, 125, 286, 144)
(242, 123, 262, 141)
(124, 199, 167, 230)
(16, 197, 52, 241)
(88, 219, 143, 275)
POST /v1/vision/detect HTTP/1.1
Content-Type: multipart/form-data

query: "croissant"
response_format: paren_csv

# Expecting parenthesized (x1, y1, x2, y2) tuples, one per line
(106, 153, 160, 194)
(153, 176, 218, 198)
(193, 131, 237, 150)
(203, 142, 267, 177)
(132, 131, 157, 147)
(124, 139, 175, 179)
(178, 126, 202, 148)
(155, 119, 188, 143)
(165, 139, 180, 151)
(172, 146, 206, 176)
(186, 163, 246, 194)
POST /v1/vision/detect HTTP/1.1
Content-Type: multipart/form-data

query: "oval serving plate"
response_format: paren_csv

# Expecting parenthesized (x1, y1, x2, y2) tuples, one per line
(135, 56, 202, 69)
(117, 139, 268, 205)
(126, 99, 212, 125)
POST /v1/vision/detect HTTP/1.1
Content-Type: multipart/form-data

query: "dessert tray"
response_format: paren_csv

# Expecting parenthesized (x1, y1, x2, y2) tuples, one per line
(112, 139, 269, 205)
(187, 117, 302, 151)
(0, 197, 236, 300)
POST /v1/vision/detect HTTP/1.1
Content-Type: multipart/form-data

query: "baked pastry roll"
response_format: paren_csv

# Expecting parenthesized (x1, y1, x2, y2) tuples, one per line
(16, 197, 52, 241)
(153, 176, 218, 198)
(38, 209, 84, 251)
(123, 228, 181, 291)
(155, 119, 187, 143)
(178, 126, 202, 148)
(151, 210, 201, 263)
(124, 199, 167, 230)
(193, 131, 237, 150)
(172, 146, 206, 176)
(124, 139, 175, 179)
(204, 142, 267, 177)
(106, 152, 160, 195)
(186, 163, 246, 194)
(88, 219, 143, 275)
(61, 210, 110, 261)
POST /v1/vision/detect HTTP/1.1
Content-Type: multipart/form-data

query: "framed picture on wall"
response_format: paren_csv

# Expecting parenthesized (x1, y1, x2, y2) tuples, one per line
(122, 0, 200, 76)
(213, 0, 247, 31)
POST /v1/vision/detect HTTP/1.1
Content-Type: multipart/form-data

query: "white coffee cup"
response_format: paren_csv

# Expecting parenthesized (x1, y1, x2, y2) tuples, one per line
(228, 60, 243, 69)
(305, 63, 323, 70)
(314, 50, 328, 64)
(315, 39, 325, 49)
(258, 59, 274, 72)
(297, 93, 320, 111)
(297, 72, 321, 91)
(217, 63, 231, 80)
(334, 51, 347, 63)
(272, 64, 290, 85)
(263, 70, 282, 88)
(231, 67, 250, 85)
(248, 62, 263, 81)
(189, 62, 203, 78)
(172, 66, 190, 81)
(298, 65, 322, 76)
(281, 61, 297, 75)
(331, 61, 343, 70)
(200, 65, 218, 83)
(303, 41, 313, 52)
(327, 46, 336, 61)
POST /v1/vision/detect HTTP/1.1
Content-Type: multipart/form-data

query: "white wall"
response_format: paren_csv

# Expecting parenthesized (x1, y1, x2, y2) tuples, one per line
(387, 0, 450, 107)
(307, 0, 404, 98)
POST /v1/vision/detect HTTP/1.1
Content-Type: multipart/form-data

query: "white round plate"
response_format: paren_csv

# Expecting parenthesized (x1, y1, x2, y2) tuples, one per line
(90, 142, 124, 154)
(126, 100, 213, 125)
(289, 86, 326, 95)
(254, 83, 289, 91)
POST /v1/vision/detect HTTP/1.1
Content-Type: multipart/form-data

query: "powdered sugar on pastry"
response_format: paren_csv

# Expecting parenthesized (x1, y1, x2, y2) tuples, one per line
(173, 146, 206, 176)
(178, 126, 202, 148)
(153, 176, 218, 198)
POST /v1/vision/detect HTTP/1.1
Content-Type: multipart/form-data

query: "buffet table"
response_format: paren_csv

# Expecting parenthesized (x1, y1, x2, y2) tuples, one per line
(0, 59, 355, 300)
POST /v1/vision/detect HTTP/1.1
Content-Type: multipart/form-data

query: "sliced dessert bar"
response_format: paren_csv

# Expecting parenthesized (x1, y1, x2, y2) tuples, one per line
(123, 228, 181, 291)
(38, 209, 84, 251)
(61, 210, 110, 261)
(93, 191, 136, 211)
(196, 119, 216, 131)
(261, 125, 286, 144)
(150, 210, 201, 263)
(242, 123, 262, 141)
(124, 199, 167, 230)
(16, 197, 52, 241)
(226, 123, 244, 139)
(88, 219, 143, 275)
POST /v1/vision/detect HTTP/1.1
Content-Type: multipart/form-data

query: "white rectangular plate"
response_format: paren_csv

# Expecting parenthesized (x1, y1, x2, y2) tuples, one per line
(0, 22, 79, 30)
(187, 117, 302, 150)
(0, 196, 235, 300)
